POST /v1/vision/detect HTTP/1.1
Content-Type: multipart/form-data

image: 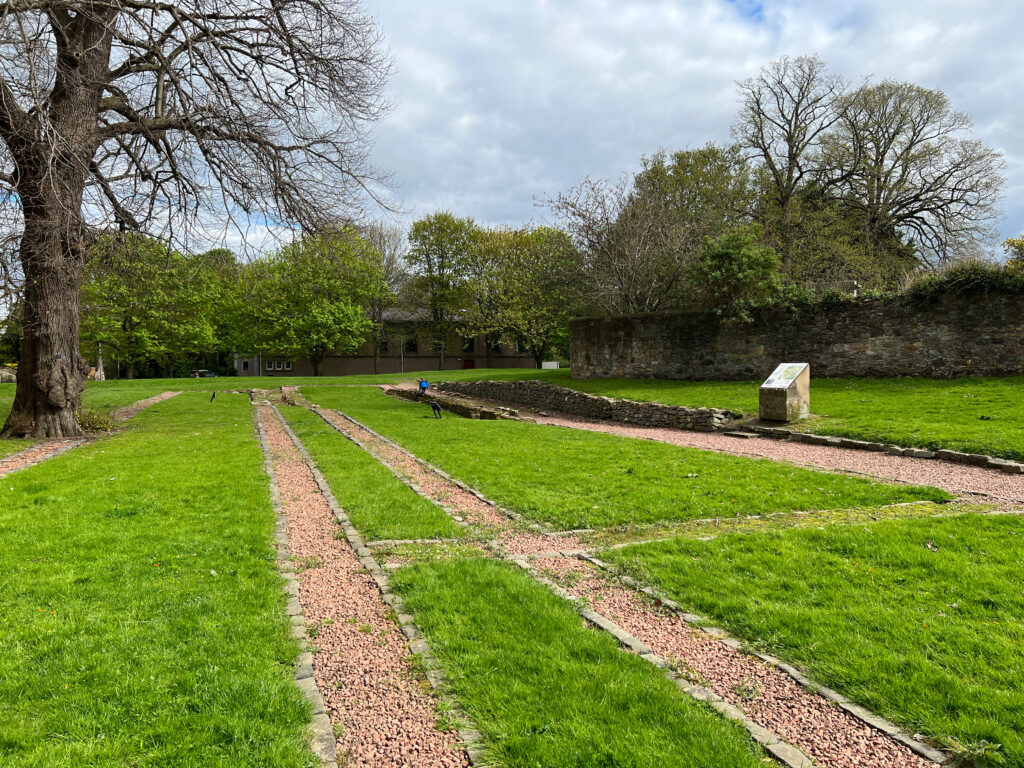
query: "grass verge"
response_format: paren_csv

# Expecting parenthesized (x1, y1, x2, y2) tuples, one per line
(303, 386, 950, 530)
(535, 373, 1024, 461)
(279, 404, 465, 541)
(391, 557, 764, 768)
(0, 392, 315, 767)
(604, 513, 1024, 765)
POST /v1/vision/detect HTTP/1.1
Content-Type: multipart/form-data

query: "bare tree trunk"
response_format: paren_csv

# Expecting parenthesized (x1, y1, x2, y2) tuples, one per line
(2, 219, 88, 437)
(127, 362, 135, 380)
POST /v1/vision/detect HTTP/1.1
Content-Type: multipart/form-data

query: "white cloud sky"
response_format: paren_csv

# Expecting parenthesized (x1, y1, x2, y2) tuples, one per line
(359, 0, 1024, 246)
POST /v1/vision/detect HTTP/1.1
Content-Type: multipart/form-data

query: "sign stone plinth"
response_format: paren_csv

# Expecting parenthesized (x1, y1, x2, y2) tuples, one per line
(759, 363, 810, 422)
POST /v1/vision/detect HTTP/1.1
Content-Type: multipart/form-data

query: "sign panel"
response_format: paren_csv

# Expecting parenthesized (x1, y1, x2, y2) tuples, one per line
(762, 363, 808, 390)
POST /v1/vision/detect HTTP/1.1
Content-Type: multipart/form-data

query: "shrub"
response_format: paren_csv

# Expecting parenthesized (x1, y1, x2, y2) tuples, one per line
(76, 407, 117, 433)
(905, 259, 1024, 299)
(689, 225, 788, 322)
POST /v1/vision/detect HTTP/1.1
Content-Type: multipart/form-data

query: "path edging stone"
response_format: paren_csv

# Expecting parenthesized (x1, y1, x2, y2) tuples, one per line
(254, 404, 339, 768)
(578, 552, 950, 766)
(503, 554, 815, 768)
(271, 405, 486, 767)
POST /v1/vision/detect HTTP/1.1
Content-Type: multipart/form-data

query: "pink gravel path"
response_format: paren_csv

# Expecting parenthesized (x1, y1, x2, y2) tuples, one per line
(315, 408, 584, 554)
(261, 406, 467, 768)
(540, 556, 937, 768)
(113, 390, 181, 421)
(531, 413, 1024, 502)
(0, 440, 79, 478)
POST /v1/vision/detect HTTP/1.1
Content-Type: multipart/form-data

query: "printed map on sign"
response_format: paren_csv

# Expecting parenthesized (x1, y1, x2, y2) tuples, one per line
(762, 363, 807, 389)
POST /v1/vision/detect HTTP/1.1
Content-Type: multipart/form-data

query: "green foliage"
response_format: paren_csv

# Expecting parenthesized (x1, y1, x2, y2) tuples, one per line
(688, 225, 787, 321)
(79, 235, 226, 377)
(950, 739, 1007, 768)
(905, 259, 1024, 299)
(75, 406, 116, 433)
(607, 514, 1024, 767)
(406, 212, 477, 360)
(232, 229, 380, 376)
(0, 306, 21, 366)
(459, 223, 583, 365)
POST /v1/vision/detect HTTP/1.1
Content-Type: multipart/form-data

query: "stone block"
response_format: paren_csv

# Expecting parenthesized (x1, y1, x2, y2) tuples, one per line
(758, 363, 810, 422)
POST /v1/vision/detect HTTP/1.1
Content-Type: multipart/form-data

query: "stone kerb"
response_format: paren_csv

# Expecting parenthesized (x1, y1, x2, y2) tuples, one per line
(435, 380, 741, 433)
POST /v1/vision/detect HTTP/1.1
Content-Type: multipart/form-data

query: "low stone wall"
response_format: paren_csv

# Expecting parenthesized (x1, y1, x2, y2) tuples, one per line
(435, 380, 741, 432)
(571, 293, 1024, 380)
(385, 386, 522, 420)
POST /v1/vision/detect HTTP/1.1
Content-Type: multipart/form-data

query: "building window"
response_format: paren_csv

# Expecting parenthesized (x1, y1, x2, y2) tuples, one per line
(285, 361, 293, 371)
(463, 336, 475, 354)
(275, 360, 283, 370)
(404, 337, 418, 354)
(242, 360, 249, 372)
(265, 360, 273, 371)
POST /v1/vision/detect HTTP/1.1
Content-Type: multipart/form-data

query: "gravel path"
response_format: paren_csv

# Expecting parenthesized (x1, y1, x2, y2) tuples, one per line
(261, 406, 467, 768)
(316, 408, 583, 554)
(113, 390, 182, 421)
(531, 413, 1024, 502)
(0, 440, 80, 478)
(540, 556, 937, 768)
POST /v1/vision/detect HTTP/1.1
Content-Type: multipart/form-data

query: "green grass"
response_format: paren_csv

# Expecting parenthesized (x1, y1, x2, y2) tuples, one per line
(0, 386, 30, 459)
(605, 514, 1024, 765)
(302, 386, 949, 530)
(0, 392, 315, 767)
(537, 373, 1024, 461)
(391, 557, 764, 768)
(279, 405, 465, 542)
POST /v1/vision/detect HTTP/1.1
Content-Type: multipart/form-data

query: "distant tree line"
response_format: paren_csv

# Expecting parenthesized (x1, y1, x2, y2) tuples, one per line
(550, 54, 1009, 317)
(1, 53, 1014, 384)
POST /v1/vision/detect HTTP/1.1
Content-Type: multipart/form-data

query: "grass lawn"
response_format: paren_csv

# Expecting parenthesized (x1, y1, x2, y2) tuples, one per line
(279, 405, 465, 541)
(0, 392, 315, 767)
(0, 386, 32, 458)
(302, 386, 949, 530)
(605, 513, 1024, 765)
(535, 373, 1024, 461)
(391, 557, 764, 768)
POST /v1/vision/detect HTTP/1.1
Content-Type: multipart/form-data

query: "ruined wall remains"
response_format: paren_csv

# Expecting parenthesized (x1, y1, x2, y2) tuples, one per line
(570, 294, 1024, 380)
(434, 380, 741, 432)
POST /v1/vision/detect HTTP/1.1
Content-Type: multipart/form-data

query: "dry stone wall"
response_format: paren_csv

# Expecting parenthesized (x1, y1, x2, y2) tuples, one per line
(434, 380, 741, 432)
(570, 293, 1024, 380)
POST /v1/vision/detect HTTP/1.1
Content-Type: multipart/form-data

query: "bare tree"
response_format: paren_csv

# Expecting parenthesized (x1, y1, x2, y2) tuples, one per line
(821, 81, 1004, 267)
(549, 174, 687, 315)
(0, 0, 390, 436)
(732, 55, 847, 257)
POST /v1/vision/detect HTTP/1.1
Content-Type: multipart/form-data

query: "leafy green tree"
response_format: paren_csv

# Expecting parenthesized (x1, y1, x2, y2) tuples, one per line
(688, 226, 788, 321)
(1003, 235, 1024, 269)
(80, 236, 220, 378)
(407, 212, 475, 367)
(361, 222, 410, 374)
(235, 230, 380, 376)
(463, 226, 513, 366)
(0, 304, 21, 367)
(636, 144, 757, 257)
(501, 227, 582, 366)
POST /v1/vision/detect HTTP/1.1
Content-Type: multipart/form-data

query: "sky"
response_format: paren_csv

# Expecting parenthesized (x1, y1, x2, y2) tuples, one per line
(356, 0, 1024, 248)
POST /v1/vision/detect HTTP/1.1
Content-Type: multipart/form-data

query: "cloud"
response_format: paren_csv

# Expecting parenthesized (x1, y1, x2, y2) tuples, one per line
(360, 0, 1024, 244)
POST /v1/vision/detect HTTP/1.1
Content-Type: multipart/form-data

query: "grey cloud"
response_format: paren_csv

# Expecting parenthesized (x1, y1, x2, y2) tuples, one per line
(360, 0, 1023, 245)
